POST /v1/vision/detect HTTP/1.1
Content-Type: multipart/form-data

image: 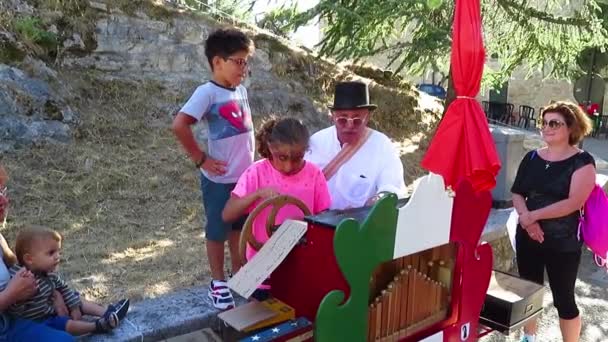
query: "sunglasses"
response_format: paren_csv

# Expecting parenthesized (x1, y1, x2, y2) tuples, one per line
(540, 119, 566, 130)
(225, 57, 249, 68)
(335, 116, 365, 127)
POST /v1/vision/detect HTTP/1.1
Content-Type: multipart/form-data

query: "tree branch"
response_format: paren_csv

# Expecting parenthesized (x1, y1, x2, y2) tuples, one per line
(496, 0, 590, 26)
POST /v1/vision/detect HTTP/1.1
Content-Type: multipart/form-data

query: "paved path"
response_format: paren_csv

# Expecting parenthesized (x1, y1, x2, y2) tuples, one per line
(583, 137, 608, 174)
(523, 132, 608, 174)
(583, 137, 608, 161)
(480, 249, 608, 342)
(165, 328, 222, 342)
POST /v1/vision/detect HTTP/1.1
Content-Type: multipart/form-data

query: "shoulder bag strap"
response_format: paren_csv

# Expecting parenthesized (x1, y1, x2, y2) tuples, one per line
(323, 128, 372, 181)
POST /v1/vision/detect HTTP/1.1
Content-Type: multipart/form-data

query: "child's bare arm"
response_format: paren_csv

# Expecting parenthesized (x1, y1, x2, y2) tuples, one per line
(222, 193, 259, 223)
(172, 113, 205, 164)
(222, 188, 279, 222)
(172, 113, 227, 175)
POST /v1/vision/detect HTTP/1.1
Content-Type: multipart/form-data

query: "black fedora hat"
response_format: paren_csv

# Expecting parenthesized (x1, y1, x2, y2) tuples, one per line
(329, 81, 377, 111)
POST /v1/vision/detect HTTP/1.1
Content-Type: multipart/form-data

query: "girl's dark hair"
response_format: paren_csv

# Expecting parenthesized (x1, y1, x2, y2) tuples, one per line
(256, 117, 309, 159)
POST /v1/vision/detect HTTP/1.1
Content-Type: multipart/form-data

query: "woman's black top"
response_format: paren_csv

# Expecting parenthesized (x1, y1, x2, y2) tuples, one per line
(511, 150, 595, 251)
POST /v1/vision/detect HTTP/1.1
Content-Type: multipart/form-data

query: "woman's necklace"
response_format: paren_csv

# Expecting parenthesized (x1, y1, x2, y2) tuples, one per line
(544, 147, 576, 170)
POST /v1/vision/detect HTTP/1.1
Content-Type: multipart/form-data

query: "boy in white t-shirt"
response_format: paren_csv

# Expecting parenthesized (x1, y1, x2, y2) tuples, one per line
(172, 28, 255, 310)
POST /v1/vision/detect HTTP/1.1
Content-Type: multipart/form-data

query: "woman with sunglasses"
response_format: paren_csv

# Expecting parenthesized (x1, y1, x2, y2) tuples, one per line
(511, 101, 596, 342)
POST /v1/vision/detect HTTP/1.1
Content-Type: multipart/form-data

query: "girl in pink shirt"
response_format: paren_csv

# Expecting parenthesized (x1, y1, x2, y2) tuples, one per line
(222, 117, 331, 297)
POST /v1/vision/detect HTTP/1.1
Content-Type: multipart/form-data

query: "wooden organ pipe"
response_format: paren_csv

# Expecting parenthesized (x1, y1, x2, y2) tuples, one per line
(367, 244, 455, 341)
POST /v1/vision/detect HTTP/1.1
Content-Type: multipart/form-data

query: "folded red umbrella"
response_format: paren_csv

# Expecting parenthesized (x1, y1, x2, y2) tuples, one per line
(421, 0, 501, 192)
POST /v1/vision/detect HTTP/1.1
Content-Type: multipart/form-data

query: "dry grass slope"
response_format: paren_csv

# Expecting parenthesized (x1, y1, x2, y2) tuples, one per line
(3, 72, 213, 303)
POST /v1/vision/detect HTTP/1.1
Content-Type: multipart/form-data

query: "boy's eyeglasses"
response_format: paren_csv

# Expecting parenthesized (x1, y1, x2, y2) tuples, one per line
(540, 119, 566, 130)
(335, 116, 365, 127)
(225, 57, 249, 68)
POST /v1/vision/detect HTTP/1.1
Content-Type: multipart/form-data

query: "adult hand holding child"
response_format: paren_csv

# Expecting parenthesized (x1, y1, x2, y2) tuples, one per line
(5, 268, 37, 302)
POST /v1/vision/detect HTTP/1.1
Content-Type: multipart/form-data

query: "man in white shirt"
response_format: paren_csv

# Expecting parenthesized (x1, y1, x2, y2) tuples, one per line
(305, 81, 407, 210)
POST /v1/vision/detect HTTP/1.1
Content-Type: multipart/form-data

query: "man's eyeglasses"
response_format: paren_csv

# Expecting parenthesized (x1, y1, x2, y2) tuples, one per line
(225, 57, 249, 68)
(540, 119, 566, 130)
(335, 116, 365, 127)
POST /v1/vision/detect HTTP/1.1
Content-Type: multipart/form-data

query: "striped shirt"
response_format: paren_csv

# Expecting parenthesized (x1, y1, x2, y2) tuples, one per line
(7, 265, 81, 321)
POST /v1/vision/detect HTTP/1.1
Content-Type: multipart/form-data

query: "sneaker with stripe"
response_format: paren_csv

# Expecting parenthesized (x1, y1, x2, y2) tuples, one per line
(208, 279, 235, 310)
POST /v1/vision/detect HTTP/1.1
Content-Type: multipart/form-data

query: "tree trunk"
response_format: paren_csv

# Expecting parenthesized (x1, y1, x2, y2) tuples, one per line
(443, 68, 456, 116)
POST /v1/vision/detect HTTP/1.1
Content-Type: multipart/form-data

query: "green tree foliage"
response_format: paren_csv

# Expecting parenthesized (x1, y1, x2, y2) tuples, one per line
(256, 2, 300, 38)
(284, 0, 608, 87)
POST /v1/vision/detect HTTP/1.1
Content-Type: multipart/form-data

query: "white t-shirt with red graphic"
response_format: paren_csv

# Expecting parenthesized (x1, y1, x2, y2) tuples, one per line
(180, 81, 255, 184)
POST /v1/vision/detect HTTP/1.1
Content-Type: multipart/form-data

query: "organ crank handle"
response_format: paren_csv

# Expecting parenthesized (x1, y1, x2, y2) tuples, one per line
(239, 194, 312, 266)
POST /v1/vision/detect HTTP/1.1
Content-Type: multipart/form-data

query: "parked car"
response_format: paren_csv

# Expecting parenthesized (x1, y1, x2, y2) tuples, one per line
(417, 83, 447, 100)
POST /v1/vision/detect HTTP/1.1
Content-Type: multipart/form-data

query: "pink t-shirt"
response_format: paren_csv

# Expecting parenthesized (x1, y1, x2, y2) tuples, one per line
(232, 159, 331, 260)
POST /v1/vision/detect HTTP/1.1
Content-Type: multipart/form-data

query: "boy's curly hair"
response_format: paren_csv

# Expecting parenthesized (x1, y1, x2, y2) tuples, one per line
(205, 27, 254, 70)
(14, 225, 62, 266)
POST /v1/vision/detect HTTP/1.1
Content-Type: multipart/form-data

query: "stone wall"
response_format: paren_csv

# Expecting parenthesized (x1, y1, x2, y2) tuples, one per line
(478, 62, 608, 116)
(60, 1, 442, 135)
(478, 64, 575, 113)
(1, 0, 442, 164)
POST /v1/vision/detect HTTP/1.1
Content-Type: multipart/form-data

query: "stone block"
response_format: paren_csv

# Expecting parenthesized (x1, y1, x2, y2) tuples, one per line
(482, 208, 516, 272)
(490, 125, 527, 207)
(80, 286, 246, 342)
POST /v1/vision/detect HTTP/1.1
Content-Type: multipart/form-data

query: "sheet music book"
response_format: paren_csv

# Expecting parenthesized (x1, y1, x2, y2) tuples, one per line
(228, 219, 307, 298)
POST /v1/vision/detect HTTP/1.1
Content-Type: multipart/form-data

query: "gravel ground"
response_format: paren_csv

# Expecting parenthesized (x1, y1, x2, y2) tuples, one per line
(480, 248, 608, 342)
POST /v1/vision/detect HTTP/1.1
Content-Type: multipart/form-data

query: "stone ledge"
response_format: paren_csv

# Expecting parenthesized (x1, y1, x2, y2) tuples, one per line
(80, 287, 245, 342)
(481, 208, 512, 243)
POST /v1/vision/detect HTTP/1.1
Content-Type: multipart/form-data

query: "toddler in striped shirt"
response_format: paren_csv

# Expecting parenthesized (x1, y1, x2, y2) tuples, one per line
(5, 226, 130, 335)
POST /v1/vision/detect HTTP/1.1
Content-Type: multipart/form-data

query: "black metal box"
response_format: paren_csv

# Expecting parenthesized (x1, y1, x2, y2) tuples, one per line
(479, 270, 545, 334)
